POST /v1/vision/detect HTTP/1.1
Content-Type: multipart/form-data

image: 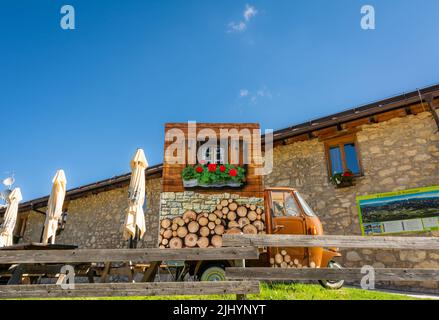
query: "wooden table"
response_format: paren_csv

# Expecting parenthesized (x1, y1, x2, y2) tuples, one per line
(0, 243, 79, 285)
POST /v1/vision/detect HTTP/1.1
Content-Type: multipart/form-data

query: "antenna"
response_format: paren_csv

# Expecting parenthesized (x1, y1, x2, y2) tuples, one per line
(2, 177, 15, 189)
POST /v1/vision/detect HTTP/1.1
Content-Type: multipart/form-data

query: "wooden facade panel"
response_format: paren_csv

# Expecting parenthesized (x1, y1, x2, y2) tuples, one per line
(162, 123, 264, 196)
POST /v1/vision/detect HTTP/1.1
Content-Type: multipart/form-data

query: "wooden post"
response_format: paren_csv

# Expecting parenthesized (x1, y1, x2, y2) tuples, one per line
(141, 261, 160, 282)
(234, 259, 246, 300)
(100, 262, 111, 283)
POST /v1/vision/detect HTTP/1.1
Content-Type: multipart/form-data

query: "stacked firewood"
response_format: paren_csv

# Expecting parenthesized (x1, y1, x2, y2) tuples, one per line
(159, 199, 265, 248)
(270, 250, 317, 268)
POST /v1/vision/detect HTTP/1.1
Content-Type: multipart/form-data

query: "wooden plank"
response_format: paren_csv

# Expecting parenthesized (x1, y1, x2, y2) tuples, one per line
(226, 267, 439, 282)
(0, 247, 259, 264)
(0, 281, 260, 298)
(222, 234, 439, 250)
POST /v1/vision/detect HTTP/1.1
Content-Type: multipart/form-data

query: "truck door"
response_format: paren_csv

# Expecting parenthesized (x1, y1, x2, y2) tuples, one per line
(268, 191, 307, 265)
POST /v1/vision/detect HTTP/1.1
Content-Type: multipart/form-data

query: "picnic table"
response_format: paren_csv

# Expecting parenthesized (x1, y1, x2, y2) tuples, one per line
(0, 243, 163, 284)
(0, 243, 86, 285)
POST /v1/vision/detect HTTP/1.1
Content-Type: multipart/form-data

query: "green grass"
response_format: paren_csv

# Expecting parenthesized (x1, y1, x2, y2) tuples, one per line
(30, 283, 421, 300)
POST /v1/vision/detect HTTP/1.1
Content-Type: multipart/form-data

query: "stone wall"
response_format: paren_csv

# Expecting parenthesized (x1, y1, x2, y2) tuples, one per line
(21, 177, 162, 249)
(265, 111, 439, 292)
(159, 191, 263, 218)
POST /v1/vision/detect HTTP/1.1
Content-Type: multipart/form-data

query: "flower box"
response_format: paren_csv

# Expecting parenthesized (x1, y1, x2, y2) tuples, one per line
(182, 164, 246, 189)
(198, 182, 242, 188)
(335, 180, 354, 188)
(330, 171, 354, 188)
(182, 179, 198, 188)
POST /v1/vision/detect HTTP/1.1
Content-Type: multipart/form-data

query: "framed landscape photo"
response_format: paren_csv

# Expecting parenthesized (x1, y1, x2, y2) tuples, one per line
(357, 186, 439, 235)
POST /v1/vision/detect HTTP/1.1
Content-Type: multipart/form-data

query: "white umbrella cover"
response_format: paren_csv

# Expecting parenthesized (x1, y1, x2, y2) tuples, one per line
(0, 188, 23, 247)
(124, 149, 148, 241)
(42, 170, 67, 245)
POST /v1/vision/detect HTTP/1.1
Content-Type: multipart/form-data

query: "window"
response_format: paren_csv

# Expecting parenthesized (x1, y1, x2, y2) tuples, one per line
(285, 193, 300, 216)
(198, 143, 225, 164)
(325, 135, 361, 176)
(295, 192, 316, 217)
(271, 192, 300, 217)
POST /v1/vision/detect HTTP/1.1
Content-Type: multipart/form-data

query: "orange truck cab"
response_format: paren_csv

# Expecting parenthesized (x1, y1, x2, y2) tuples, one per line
(264, 187, 341, 269)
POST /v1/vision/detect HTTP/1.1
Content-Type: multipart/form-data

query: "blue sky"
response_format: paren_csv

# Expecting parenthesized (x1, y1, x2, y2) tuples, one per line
(1, 0, 439, 201)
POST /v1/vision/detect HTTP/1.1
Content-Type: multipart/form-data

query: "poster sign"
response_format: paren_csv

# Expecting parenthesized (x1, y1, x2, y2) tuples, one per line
(357, 186, 439, 235)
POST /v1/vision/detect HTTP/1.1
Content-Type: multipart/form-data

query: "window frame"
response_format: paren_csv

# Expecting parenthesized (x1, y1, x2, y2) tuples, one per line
(324, 134, 363, 178)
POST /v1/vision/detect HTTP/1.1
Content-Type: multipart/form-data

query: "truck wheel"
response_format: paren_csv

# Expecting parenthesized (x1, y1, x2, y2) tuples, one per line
(200, 266, 226, 282)
(318, 261, 344, 290)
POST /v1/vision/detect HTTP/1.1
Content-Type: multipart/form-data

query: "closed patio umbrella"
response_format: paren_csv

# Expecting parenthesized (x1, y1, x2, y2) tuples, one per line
(0, 188, 22, 247)
(124, 149, 148, 243)
(42, 170, 67, 245)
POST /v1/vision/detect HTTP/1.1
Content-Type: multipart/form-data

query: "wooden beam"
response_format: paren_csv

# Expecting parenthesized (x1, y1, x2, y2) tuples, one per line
(226, 267, 439, 282)
(0, 247, 259, 264)
(0, 281, 260, 299)
(222, 234, 439, 250)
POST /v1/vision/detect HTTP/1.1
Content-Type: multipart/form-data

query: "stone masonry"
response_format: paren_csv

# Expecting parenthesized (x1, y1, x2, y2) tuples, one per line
(264, 111, 439, 293)
(21, 177, 161, 249)
(159, 191, 263, 218)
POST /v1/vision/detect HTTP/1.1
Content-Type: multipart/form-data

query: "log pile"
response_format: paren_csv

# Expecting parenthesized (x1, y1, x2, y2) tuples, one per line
(159, 200, 265, 248)
(269, 250, 318, 268)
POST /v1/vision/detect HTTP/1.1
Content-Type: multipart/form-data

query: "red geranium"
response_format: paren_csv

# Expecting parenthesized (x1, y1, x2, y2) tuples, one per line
(342, 172, 353, 177)
(195, 166, 203, 173)
(208, 164, 217, 172)
(219, 165, 226, 172)
(229, 169, 237, 177)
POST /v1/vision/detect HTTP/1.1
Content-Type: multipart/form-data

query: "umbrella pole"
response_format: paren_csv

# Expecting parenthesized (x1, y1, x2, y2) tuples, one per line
(133, 227, 139, 248)
(39, 228, 44, 243)
(129, 227, 139, 249)
(127, 227, 140, 282)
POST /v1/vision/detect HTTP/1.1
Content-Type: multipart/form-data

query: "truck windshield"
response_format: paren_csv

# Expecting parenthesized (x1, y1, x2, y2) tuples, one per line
(295, 192, 317, 217)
